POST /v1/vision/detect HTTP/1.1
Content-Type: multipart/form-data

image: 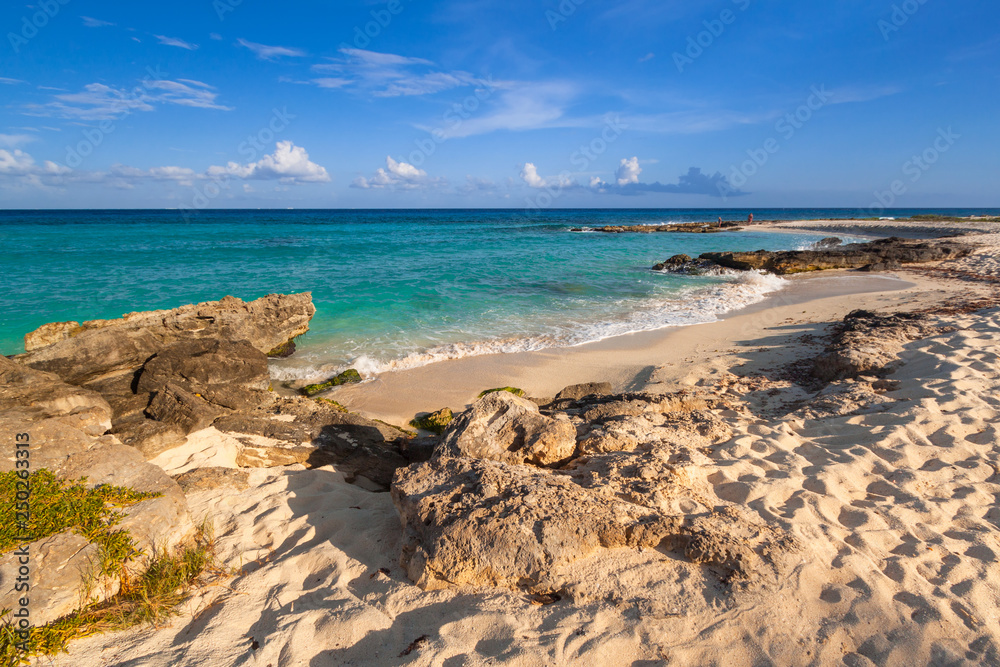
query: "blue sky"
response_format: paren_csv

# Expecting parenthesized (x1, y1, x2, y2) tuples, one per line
(1, 0, 997, 209)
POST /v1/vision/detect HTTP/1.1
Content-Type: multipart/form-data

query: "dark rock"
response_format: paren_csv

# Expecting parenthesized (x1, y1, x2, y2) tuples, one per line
(266, 339, 297, 358)
(400, 436, 439, 463)
(214, 397, 410, 488)
(554, 382, 613, 402)
(146, 382, 230, 434)
(698, 237, 973, 275)
(110, 416, 187, 459)
(137, 339, 273, 412)
(813, 237, 843, 249)
(858, 260, 902, 272)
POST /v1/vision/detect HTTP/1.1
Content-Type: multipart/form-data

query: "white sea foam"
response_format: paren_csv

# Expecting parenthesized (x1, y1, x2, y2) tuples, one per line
(269, 270, 788, 382)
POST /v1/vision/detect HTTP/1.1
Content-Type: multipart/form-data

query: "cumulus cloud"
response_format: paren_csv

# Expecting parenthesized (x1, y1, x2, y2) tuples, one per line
(0, 148, 71, 188)
(237, 38, 306, 60)
(155, 35, 198, 50)
(519, 162, 577, 190)
(352, 156, 443, 190)
(615, 156, 641, 186)
(207, 141, 330, 183)
(2, 143, 330, 191)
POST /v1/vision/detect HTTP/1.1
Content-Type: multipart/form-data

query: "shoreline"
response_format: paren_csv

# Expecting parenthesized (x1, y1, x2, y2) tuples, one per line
(323, 217, 998, 426)
(327, 271, 920, 426)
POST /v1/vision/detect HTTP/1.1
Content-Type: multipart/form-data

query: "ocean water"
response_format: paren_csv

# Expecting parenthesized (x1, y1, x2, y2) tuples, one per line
(1, 208, 993, 379)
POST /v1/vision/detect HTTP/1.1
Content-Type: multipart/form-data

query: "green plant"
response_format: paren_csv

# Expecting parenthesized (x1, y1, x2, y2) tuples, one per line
(477, 387, 526, 398)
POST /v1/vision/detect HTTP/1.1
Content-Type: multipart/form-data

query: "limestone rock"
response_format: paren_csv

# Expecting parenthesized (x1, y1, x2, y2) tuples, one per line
(0, 355, 112, 436)
(392, 457, 794, 592)
(173, 467, 250, 493)
(0, 533, 104, 627)
(813, 309, 937, 382)
(409, 408, 453, 435)
(17, 293, 314, 384)
(438, 391, 577, 467)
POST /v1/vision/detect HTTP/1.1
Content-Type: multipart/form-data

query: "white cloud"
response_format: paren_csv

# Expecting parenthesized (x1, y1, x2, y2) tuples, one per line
(520, 162, 546, 188)
(0, 148, 71, 188)
(638, 52, 655, 63)
(338, 48, 434, 67)
(519, 162, 576, 190)
(459, 176, 496, 193)
(26, 79, 232, 120)
(0, 77, 26, 85)
(433, 82, 573, 139)
(237, 38, 306, 60)
(311, 49, 492, 98)
(352, 156, 442, 190)
(155, 35, 198, 50)
(207, 141, 330, 183)
(209, 33, 223, 41)
(81, 16, 115, 28)
(616, 157, 641, 186)
(312, 77, 351, 89)
(0, 134, 36, 149)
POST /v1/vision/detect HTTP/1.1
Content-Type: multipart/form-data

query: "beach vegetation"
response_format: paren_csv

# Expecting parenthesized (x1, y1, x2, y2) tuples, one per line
(0, 523, 218, 664)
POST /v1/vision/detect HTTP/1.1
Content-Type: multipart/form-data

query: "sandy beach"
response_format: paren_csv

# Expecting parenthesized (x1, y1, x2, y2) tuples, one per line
(34, 219, 1000, 666)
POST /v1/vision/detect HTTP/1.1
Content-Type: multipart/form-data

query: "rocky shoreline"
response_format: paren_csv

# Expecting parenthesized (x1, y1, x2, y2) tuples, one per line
(4, 218, 1000, 664)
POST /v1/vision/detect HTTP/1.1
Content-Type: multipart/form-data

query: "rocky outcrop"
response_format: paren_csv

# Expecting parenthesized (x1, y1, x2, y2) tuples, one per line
(15, 294, 312, 457)
(392, 456, 794, 592)
(409, 407, 453, 435)
(18, 293, 315, 383)
(0, 355, 193, 626)
(437, 392, 577, 467)
(214, 397, 411, 488)
(657, 237, 974, 275)
(554, 382, 613, 401)
(812, 309, 938, 382)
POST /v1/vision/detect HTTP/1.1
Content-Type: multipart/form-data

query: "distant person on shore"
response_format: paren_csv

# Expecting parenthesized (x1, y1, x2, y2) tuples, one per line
(718, 216, 723, 227)
(748, 213, 754, 224)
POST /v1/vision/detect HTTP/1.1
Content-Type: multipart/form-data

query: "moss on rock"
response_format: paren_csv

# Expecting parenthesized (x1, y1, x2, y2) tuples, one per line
(301, 369, 363, 397)
(477, 387, 525, 399)
(410, 408, 454, 435)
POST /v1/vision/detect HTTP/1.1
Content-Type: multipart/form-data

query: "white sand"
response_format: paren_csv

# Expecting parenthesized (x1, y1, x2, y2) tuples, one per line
(57, 220, 1000, 666)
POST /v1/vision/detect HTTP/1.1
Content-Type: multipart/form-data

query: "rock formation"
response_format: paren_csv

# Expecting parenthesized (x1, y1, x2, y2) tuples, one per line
(392, 386, 796, 596)
(655, 237, 974, 275)
(0, 355, 193, 626)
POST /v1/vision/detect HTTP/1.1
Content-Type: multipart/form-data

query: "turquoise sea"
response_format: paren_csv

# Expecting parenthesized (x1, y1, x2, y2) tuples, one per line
(1, 209, 994, 380)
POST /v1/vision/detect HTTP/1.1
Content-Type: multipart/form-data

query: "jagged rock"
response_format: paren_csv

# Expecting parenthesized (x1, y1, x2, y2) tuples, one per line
(137, 339, 271, 410)
(0, 355, 112, 436)
(173, 467, 251, 493)
(437, 392, 576, 467)
(813, 309, 937, 382)
(814, 237, 843, 248)
(214, 397, 409, 488)
(652, 255, 693, 271)
(554, 382, 613, 401)
(17, 293, 314, 385)
(392, 457, 795, 592)
(696, 237, 973, 275)
(111, 417, 187, 459)
(146, 382, 230, 434)
(588, 222, 742, 234)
